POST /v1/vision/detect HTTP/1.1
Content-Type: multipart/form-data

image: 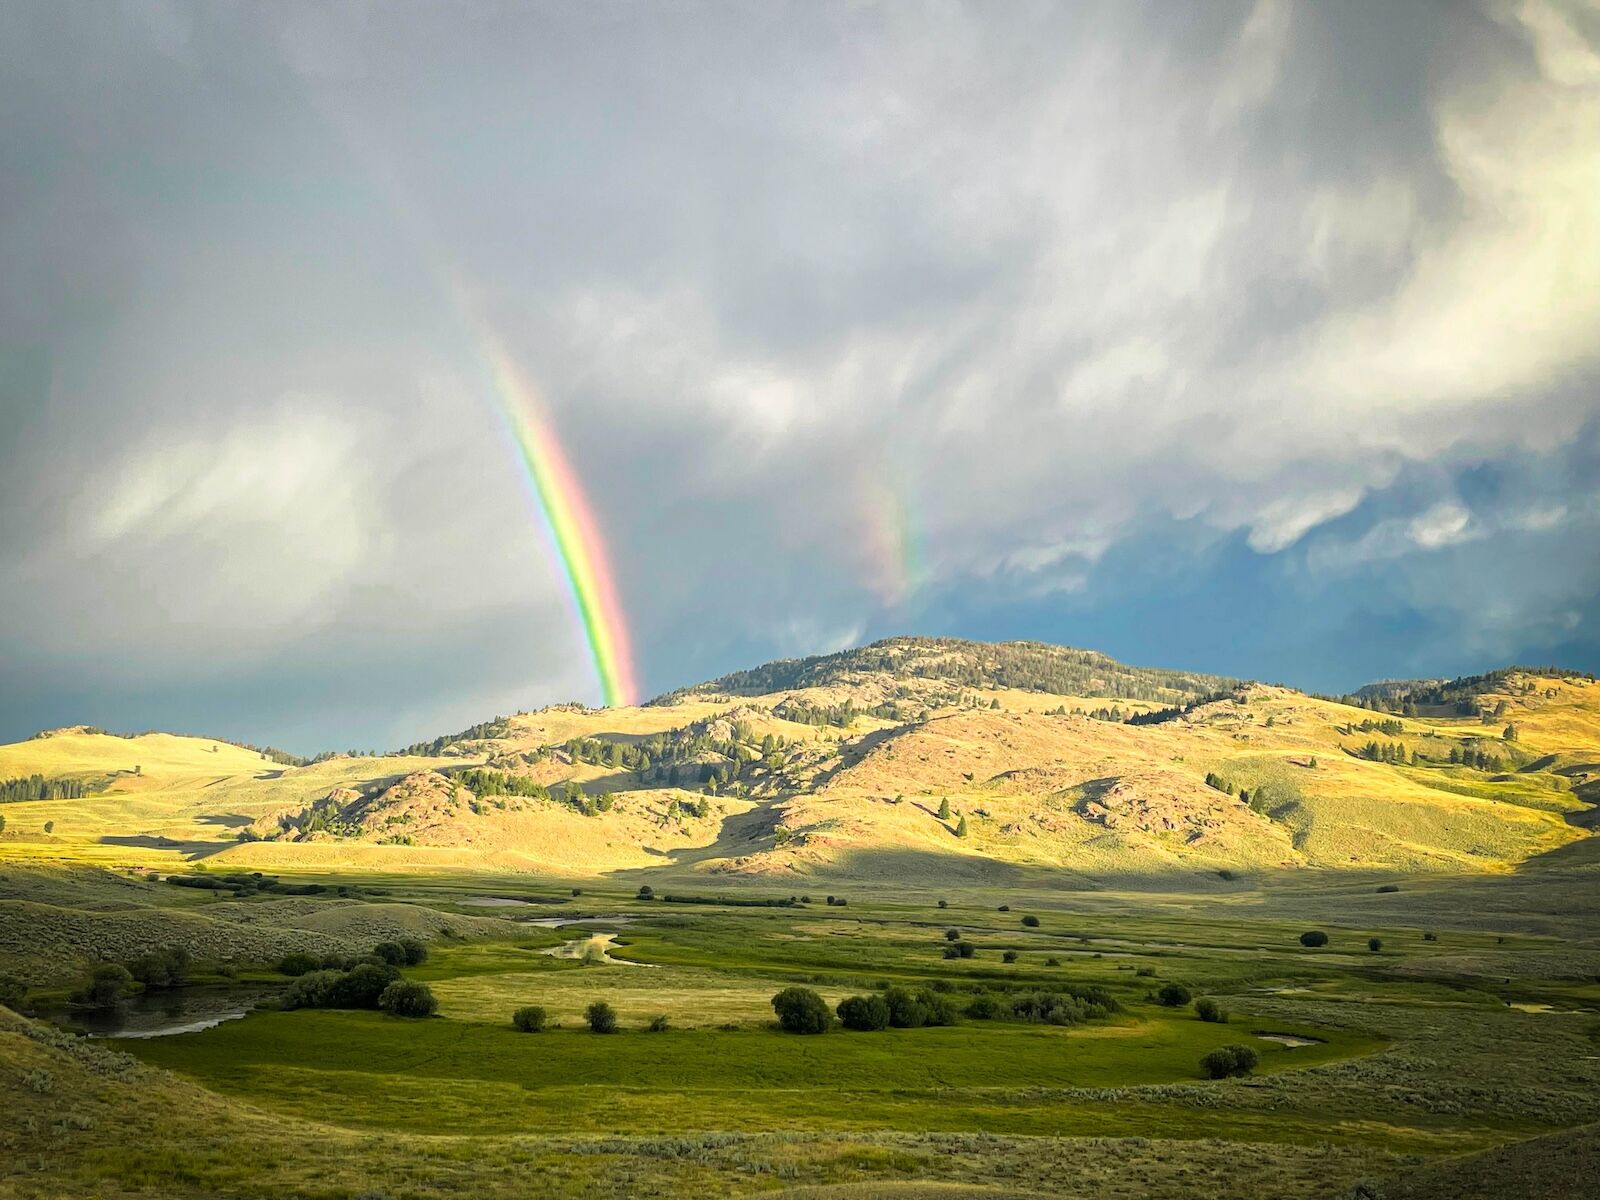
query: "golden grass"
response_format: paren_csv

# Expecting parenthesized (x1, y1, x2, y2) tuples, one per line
(1, 675, 1593, 882)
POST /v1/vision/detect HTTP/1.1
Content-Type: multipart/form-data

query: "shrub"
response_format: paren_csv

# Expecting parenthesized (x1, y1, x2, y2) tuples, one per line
(836, 994, 891, 1031)
(945, 928, 961, 941)
(1376, 883, 1400, 893)
(883, 986, 928, 1028)
(399, 938, 428, 966)
(1299, 930, 1329, 948)
(0, 974, 27, 1009)
(333, 963, 399, 1008)
(378, 980, 437, 1018)
(1200, 1044, 1259, 1079)
(73, 964, 133, 1010)
(771, 987, 830, 1034)
(1195, 998, 1228, 1023)
(281, 970, 345, 1010)
(937, 899, 948, 909)
(512, 1005, 547, 1032)
(1135, 967, 1156, 978)
(1368, 937, 1383, 953)
(918, 987, 962, 1026)
(1423, 931, 1438, 942)
(283, 963, 399, 1011)
(1021, 915, 1040, 928)
(997, 904, 1011, 912)
(954, 940, 975, 958)
(1010, 990, 1113, 1025)
(585, 1001, 619, 1033)
(372, 941, 408, 966)
(965, 992, 1004, 1019)
(1002, 950, 1019, 963)
(276, 952, 322, 977)
(1157, 982, 1192, 1007)
(637, 885, 654, 900)
(646, 1014, 671, 1032)
(129, 945, 192, 989)
(1046, 957, 1061, 967)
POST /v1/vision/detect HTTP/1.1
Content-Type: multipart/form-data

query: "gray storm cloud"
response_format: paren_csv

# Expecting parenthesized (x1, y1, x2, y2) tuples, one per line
(1, 0, 1597, 749)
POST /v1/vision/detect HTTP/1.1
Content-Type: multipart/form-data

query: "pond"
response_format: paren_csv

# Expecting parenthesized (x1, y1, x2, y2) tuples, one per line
(42, 985, 275, 1039)
(540, 933, 654, 966)
(1252, 1031, 1324, 1048)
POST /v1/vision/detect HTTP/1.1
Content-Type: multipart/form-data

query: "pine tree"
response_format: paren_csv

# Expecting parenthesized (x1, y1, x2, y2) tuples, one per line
(956, 815, 968, 837)
(937, 797, 951, 821)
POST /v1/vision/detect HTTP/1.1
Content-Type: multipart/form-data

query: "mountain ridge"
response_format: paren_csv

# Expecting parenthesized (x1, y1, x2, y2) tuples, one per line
(1, 638, 1596, 885)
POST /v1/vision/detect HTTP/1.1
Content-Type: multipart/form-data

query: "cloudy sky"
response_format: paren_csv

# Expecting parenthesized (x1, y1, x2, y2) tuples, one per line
(2, 0, 1597, 753)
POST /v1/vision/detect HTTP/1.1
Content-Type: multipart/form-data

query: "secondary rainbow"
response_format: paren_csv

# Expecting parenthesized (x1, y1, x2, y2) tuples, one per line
(862, 468, 928, 609)
(476, 330, 639, 708)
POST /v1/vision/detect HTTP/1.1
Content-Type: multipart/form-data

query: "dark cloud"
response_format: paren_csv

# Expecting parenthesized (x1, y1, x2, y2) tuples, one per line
(1, 1, 1597, 752)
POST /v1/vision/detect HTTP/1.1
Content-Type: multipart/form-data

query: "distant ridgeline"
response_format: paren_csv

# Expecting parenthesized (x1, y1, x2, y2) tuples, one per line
(384, 718, 512, 761)
(0, 773, 88, 804)
(28, 726, 305, 767)
(655, 637, 1236, 704)
(1344, 667, 1598, 715)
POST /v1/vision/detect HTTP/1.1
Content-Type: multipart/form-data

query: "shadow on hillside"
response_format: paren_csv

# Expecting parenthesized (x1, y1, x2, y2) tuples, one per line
(810, 726, 904, 790)
(98, 835, 234, 861)
(571, 769, 656, 795)
(607, 843, 1233, 895)
(196, 813, 252, 830)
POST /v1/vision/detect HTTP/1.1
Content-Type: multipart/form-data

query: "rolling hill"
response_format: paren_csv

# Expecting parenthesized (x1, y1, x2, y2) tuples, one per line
(0, 638, 1595, 883)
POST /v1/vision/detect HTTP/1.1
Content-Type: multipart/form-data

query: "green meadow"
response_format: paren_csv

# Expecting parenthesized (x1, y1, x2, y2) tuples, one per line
(4, 864, 1597, 1198)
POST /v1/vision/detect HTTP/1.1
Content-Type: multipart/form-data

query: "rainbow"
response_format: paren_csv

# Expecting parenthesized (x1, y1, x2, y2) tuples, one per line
(476, 331, 639, 708)
(272, 70, 639, 707)
(862, 468, 928, 609)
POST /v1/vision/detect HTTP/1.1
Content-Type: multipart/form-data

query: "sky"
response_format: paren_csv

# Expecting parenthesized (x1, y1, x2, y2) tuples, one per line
(1, 0, 1598, 754)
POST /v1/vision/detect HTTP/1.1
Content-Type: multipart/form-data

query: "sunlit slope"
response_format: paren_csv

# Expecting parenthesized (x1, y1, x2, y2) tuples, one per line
(0, 727, 270, 781)
(0, 647, 1593, 880)
(696, 685, 1585, 878)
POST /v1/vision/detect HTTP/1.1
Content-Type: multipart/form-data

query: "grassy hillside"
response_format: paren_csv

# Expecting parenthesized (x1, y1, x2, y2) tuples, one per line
(0, 645, 1594, 884)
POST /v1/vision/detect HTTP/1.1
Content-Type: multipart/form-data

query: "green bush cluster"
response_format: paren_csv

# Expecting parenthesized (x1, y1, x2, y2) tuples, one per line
(377, 980, 437, 1018)
(1200, 1044, 1259, 1079)
(1157, 983, 1192, 1006)
(1194, 998, 1228, 1023)
(771, 987, 831, 1033)
(282, 963, 399, 1011)
(128, 945, 191, 989)
(512, 1005, 547, 1032)
(72, 964, 133, 1010)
